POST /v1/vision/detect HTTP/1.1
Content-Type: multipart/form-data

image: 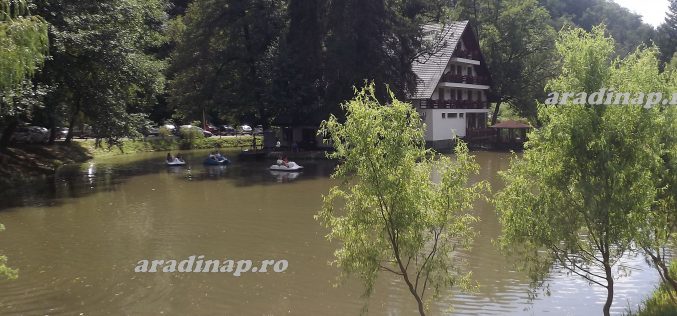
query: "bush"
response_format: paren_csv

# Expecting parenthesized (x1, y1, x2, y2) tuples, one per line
(179, 127, 205, 150)
(158, 126, 173, 139)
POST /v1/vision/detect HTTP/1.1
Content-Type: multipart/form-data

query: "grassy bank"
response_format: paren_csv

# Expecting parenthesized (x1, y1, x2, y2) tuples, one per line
(628, 261, 677, 316)
(0, 135, 261, 186)
(80, 135, 261, 158)
(0, 143, 92, 187)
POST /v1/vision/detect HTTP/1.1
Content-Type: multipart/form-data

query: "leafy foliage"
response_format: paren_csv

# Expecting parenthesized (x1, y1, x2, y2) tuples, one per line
(477, 0, 557, 123)
(0, 0, 48, 93)
(32, 0, 167, 146)
(657, 0, 677, 63)
(168, 0, 284, 126)
(317, 85, 484, 315)
(495, 26, 676, 316)
(0, 224, 17, 280)
(539, 0, 657, 56)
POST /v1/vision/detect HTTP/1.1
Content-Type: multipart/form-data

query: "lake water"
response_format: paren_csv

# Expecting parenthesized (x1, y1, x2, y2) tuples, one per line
(0, 150, 661, 315)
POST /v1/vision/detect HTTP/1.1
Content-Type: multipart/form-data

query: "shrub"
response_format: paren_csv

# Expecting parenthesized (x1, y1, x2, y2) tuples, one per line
(179, 127, 205, 149)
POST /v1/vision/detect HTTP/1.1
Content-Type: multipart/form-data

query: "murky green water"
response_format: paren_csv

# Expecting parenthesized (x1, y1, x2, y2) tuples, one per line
(0, 150, 661, 315)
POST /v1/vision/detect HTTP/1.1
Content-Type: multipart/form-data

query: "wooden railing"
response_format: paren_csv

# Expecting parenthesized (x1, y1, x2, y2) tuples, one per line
(440, 73, 490, 85)
(420, 99, 488, 109)
(454, 49, 482, 60)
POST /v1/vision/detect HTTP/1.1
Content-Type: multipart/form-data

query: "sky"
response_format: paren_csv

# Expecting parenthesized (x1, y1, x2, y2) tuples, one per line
(612, 0, 670, 27)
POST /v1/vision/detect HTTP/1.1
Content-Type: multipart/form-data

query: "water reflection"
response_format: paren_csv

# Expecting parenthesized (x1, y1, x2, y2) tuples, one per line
(269, 170, 303, 183)
(0, 149, 663, 315)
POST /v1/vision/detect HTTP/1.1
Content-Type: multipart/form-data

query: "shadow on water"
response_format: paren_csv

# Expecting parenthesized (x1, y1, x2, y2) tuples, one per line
(0, 149, 338, 211)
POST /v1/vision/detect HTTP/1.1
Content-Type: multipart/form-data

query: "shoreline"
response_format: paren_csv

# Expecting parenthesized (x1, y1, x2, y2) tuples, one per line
(0, 136, 262, 188)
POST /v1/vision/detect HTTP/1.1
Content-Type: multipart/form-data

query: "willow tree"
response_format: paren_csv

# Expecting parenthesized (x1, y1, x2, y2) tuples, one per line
(0, 0, 47, 280)
(495, 26, 673, 316)
(317, 85, 485, 315)
(0, 0, 48, 149)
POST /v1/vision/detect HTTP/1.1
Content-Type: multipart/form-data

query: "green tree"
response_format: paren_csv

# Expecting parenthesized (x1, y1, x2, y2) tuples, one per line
(168, 0, 284, 127)
(637, 55, 677, 302)
(539, 0, 656, 56)
(495, 26, 673, 316)
(323, 0, 443, 113)
(271, 0, 326, 126)
(478, 0, 557, 124)
(658, 0, 677, 64)
(31, 0, 166, 146)
(0, 0, 49, 149)
(317, 85, 484, 315)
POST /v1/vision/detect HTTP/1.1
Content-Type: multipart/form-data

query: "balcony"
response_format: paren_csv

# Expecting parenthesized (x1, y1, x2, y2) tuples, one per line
(454, 49, 482, 60)
(419, 99, 488, 109)
(440, 73, 490, 86)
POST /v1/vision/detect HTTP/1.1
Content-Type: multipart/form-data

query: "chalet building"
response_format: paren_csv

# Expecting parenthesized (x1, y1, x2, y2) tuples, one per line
(410, 21, 493, 149)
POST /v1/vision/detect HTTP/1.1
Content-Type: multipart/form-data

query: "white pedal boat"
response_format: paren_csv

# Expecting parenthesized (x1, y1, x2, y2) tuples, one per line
(269, 161, 304, 171)
(166, 158, 186, 166)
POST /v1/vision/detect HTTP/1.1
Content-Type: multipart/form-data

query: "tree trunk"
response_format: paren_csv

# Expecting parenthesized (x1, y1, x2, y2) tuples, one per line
(647, 250, 677, 302)
(390, 233, 426, 315)
(48, 113, 57, 145)
(65, 98, 81, 143)
(0, 119, 19, 151)
(603, 258, 614, 316)
(491, 100, 502, 125)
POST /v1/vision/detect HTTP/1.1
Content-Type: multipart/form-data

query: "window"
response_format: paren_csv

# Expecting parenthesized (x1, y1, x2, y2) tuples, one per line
(442, 113, 446, 119)
(459, 113, 464, 118)
(467, 67, 472, 76)
(449, 113, 458, 118)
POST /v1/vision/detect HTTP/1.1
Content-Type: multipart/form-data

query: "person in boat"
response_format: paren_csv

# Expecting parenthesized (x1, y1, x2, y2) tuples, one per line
(176, 153, 184, 162)
(282, 156, 289, 168)
(166, 153, 173, 162)
(215, 151, 224, 160)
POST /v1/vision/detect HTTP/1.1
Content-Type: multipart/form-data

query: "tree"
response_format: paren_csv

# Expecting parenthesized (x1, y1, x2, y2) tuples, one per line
(539, 0, 656, 57)
(0, 0, 49, 149)
(495, 26, 673, 316)
(270, 0, 326, 126)
(480, 0, 557, 124)
(323, 0, 440, 114)
(317, 85, 485, 315)
(31, 0, 167, 147)
(658, 0, 677, 64)
(636, 54, 677, 302)
(168, 0, 284, 127)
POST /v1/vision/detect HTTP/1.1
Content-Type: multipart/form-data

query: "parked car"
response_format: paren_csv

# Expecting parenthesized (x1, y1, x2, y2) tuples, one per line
(238, 124, 253, 135)
(71, 124, 93, 139)
(179, 125, 212, 137)
(143, 126, 160, 137)
(54, 127, 69, 139)
(12, 126, 49, 144)
(220, 125, 236, 136)
(205, 124, 219, 135)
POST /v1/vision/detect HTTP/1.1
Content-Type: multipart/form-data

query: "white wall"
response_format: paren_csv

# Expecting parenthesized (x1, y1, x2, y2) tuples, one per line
(432, 110, 467, 139)
(419, 109, 491, 141)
